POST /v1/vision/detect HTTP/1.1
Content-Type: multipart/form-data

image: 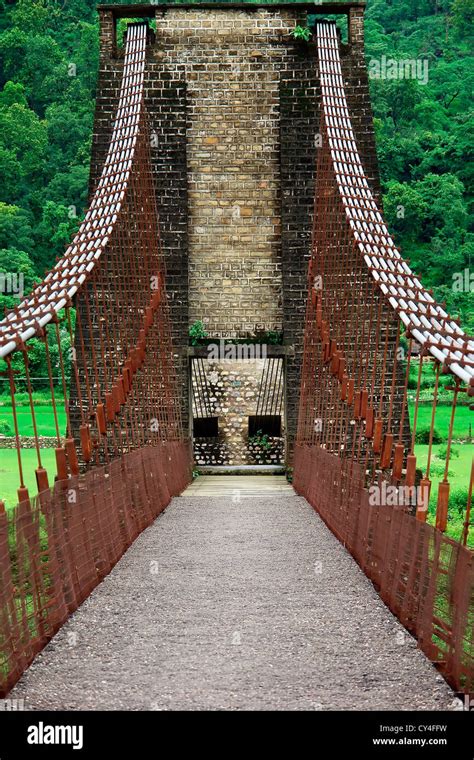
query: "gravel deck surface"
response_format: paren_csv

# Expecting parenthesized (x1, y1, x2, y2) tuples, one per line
(10, 480, 455, 710)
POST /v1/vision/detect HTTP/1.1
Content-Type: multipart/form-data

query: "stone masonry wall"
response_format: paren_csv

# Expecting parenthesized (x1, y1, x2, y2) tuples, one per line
(192, 358, 285, 466)
(153, 8, 302, 338)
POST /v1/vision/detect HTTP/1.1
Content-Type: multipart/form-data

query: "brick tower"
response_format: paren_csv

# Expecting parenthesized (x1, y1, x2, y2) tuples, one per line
(91, 2, 380, 466)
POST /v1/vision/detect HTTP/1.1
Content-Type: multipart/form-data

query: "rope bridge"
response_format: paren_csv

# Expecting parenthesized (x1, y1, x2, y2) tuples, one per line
(294, 22, 473, 693)
(0, 24, 191, 695)
(0, 20, 472, 697)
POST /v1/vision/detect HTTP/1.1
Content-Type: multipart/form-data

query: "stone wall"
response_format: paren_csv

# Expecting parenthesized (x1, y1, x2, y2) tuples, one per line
(0, 436, 60, 449)
(192, 357, 285, 466)
(153, 7, 302, 339)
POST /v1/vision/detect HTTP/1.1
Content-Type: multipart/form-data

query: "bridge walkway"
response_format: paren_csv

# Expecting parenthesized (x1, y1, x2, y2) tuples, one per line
(10, 477, 454, 710)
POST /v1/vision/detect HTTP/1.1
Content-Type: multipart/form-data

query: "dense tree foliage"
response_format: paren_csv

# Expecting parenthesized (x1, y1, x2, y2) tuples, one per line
(366, 0, 473, 330)
(0, 0, 472, 333)
(0, 0, 96, 312)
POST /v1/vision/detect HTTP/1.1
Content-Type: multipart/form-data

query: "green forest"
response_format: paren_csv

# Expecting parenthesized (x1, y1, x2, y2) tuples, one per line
(0, 0, 472, 331)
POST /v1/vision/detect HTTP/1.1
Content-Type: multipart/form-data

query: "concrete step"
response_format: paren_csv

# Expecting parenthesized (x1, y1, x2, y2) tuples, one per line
(184, 475, 294, 498)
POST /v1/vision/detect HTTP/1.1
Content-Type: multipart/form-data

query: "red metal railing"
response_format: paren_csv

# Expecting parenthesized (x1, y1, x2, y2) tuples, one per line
(295, 22, 473, 693)
(0, 23, 191, 695)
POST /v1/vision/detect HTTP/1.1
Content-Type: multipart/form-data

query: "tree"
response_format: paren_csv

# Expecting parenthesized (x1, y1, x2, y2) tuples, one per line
(0, 247, 37, 314)
(452, 0, 474, 31)
(0, 29, 64, 113)
(34, 201, 79, 274)
(0, 99, 48, 175)
(0, 204, 34, 254)
(384, 181, 429, 240)
(10, 0, 58, 35)
(0, 147, 21, 202)
(416, 173, 467, 242)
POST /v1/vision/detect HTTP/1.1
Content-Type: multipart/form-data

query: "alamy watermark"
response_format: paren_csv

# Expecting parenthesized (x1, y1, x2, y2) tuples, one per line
(0, 698, 25, 710)
(369, 482, 429, 511)
(0, 272, 24, 298)
(207, 339, 267, 362)
(369, 56, 429, 86)
(27, 722, 83, 750)
(452, 268, 473, 293)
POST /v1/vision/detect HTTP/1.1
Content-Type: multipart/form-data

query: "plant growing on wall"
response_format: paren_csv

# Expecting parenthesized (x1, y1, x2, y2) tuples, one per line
(248, 429, 272, 451)
(291, 25, 312, 43)
(189, 320, 208, 346)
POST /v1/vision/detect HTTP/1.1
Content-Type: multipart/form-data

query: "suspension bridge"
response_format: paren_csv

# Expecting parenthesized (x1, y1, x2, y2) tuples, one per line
(0, 8, 472, 709)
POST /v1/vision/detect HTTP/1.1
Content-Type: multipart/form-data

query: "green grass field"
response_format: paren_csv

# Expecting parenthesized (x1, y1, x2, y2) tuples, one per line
(409, 403, 472, 441)
(414, 442, 473, 546)
(0, 449, 58, 510)
(0, 404, 66, 437)
(415, 442, 472, 485)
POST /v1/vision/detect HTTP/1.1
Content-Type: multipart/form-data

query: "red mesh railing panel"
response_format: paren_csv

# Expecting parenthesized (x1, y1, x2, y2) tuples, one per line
(0, 442, 190, 695)
(294, 446, 474, 692)
(295, 21, 473, 694)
